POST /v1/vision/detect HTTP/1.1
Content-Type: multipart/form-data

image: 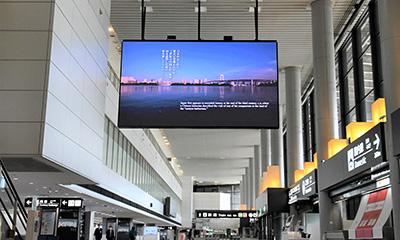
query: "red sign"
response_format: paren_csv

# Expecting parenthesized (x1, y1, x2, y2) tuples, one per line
(349, 188, 392, 239)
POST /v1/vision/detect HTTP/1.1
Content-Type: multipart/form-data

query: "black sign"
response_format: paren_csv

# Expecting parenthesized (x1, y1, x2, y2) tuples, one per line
(195, 210, 257, 219)
(391, 108, 400, 157)
(288, 170, 318, 204)
(319, 123, 386, 191)
(24, 197, 33, 208)
(37, 198, 83, 209)
(59, 198, 83, 208)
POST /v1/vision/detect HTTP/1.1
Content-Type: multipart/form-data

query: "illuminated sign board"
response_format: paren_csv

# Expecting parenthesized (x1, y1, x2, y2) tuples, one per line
(319, 123, 386, 191)
(288, 170, 318, 204)
(36, 198, 83, 209)
(195, 210, 257, 219)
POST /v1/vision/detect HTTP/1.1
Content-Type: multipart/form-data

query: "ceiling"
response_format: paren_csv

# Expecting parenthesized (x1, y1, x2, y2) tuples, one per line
(3, 158, 177, 226)
(110, 0, 356, 184)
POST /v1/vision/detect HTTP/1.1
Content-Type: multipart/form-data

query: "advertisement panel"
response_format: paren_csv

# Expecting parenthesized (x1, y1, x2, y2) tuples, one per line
(119, 41, 279, 128)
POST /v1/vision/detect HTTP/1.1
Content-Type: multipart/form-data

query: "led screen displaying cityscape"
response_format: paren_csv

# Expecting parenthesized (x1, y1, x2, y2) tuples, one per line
(118, 41, 279, 128)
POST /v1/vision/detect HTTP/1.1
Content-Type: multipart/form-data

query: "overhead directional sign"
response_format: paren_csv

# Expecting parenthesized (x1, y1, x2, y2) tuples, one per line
(36, 198, 83, 209)
(347, 132, 381, 172)
(288, 170, 318, 204)
(24, 197, 33, 208)
(319, 123, 386, 191)
(37, 198, 60, 208)
(196, 210, 257, 219)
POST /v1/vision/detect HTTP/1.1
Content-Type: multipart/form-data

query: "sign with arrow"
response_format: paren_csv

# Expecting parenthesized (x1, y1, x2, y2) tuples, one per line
(319, 123, 386, 190)
(24, 197, 33, 208)
(288, 170, 318, 204)
(33, 198, 83, 209)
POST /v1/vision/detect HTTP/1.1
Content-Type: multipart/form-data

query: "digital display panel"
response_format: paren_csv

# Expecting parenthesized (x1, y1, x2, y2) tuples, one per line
(118, 40, 279, 128)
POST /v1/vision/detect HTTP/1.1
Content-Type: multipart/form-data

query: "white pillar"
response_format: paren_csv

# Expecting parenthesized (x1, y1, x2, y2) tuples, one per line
(254, 145, 262, 196)
(271, 103, 285, 187)
(260, 130, 271, 173)
(245, 167, 250, 209)
(239, 180, 244, 207)
(378, 0, 400, 237)
(285, 66, 304, 186)
(311, 0, 341, 238)
(249, 158, 255, 209)
(181, 176, 194, 228)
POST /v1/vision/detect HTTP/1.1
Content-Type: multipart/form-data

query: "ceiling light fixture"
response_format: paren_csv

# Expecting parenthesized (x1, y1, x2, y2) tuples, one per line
(249, 6, 261, 13)
(195, 6, 207, 13)
(140, 6, 154, 13)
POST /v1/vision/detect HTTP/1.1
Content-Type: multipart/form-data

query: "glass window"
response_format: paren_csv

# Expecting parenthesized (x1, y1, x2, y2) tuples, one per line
(344, 41, 353, 71)
(362, 47, 374, 94)
(360, 18, 371, 52)
(345, 69, 356, 111)
(362, 91, 375, 122)
(112, 127, 119, 171)
(346, 108, 357, 124)
(117, 133, 123, 175)
(103, 120, 108, 164)
(107, 121, 114, 167)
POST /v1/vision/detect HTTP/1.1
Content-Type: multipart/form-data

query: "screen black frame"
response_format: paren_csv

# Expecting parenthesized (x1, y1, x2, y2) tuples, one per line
(117, 39, 280, 129)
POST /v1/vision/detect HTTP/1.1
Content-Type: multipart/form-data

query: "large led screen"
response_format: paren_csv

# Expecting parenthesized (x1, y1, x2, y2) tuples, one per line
(118, 40, 279, 128)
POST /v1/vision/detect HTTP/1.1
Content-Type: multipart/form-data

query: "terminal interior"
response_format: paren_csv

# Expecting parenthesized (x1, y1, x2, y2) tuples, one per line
(0, 0, 400, 240)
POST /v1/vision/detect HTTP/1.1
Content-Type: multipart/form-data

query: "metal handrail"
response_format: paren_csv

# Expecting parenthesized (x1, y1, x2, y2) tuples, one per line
(0, 159, 28, 240)
(0, 161, 27, 220)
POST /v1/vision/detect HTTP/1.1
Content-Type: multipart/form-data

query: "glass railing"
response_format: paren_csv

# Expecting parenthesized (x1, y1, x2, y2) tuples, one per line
(142, 129, 182, 185)
(107, 62, 182, 185)
(103, 117, 181, 206)
(108, 62, 120, 91)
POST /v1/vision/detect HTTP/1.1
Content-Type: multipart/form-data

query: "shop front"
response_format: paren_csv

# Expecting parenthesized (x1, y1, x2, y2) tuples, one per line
(319, 123, 394, 239)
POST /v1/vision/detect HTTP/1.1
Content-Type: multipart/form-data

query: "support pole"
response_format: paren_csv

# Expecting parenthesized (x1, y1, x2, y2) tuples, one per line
(254, 0, 259, 40)
(141, 0, 146, 40)
(198, 0, 201, 40)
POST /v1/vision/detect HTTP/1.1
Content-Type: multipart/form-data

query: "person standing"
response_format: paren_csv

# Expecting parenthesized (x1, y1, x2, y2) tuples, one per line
(106, 225, 115, 240)
(128, 226, 137, 240)
(94, 224, 103, 240)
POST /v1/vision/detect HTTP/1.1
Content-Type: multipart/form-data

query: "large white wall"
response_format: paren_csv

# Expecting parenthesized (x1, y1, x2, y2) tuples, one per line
(181, 176, 194, 228)
(0, 0, 181, 222)
(105, 37, 182, 199)
(193, 192, 231, 211)
(40, 0, 177, 218)
(0, 0, 52, 155)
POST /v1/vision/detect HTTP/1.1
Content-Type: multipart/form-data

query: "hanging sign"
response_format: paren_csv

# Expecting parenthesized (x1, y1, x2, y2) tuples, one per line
(319, 123, 386, 190)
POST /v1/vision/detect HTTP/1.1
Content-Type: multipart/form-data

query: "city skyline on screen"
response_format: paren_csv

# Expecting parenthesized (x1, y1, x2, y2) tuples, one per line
(121, 41, 278, 84)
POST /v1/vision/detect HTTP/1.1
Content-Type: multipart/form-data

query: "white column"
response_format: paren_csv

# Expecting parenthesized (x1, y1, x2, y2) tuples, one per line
(254, 145, 262, 196)
(249, 158, 255, 209)
(239, 180, 244, 207)
(271, 104, 285, 187)
(245, 167, 250, 209)
(242, 174, 247, 208)
(285, 66, 304, 186)
(378, 0, 400, 237)
(260, 130, 271, 172)
(181, 176, 194, 228)
(311, 0, 341, 238)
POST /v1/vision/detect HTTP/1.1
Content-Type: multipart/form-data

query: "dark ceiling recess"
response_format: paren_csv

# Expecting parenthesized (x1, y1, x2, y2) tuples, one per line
(1, 158, 61, 172)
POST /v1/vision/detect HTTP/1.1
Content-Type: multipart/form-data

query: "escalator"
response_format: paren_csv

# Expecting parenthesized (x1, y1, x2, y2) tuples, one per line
(0, 160, 28, 239)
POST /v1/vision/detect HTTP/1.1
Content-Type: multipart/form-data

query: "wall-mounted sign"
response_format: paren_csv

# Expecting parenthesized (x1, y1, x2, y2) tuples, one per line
(195, 210, 257, 219)
(319, 123, 386, 191)
(288, 170, 318, 204)
(36, 198, 83, 209)
(347, 132, 381, 172)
